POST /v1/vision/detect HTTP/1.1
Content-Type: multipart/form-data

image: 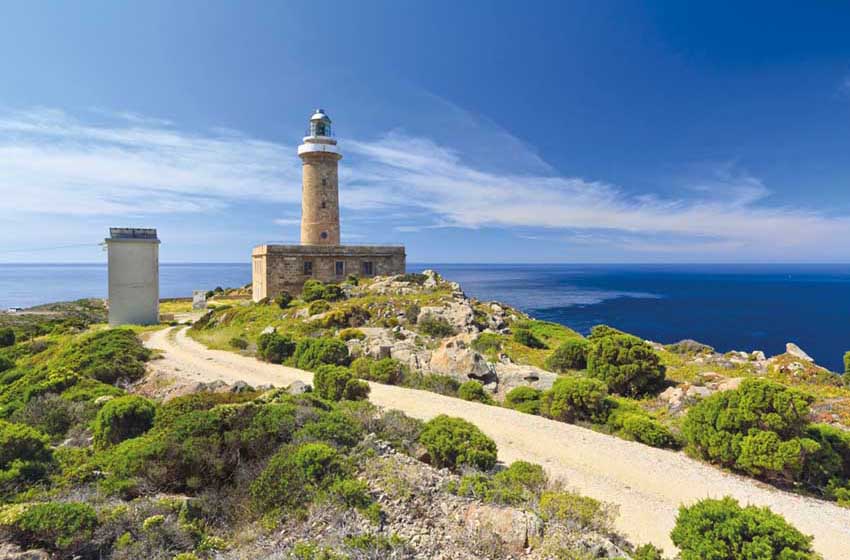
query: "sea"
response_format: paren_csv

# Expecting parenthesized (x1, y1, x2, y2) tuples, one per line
(1, 263, 849, 372)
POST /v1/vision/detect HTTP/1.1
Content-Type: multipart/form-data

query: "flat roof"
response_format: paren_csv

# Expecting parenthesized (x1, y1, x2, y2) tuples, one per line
(109, 227, 158, 240)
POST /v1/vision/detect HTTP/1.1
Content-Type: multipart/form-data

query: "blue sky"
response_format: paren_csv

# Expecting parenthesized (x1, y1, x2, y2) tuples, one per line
(1, 1, 849, 263)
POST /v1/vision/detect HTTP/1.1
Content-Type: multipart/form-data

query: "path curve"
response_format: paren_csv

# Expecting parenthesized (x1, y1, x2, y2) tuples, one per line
(145, 327, 850, 559)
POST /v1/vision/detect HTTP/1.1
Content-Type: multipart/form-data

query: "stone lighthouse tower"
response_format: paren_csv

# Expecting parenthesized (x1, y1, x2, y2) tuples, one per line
(298, 109, 341, 245)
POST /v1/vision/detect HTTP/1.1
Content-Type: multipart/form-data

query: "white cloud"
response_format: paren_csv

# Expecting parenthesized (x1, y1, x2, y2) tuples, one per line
(2, 106, 850, 259)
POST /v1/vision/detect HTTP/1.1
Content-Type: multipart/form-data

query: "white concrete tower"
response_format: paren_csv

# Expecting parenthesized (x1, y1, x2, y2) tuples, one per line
(105, 228, 160, 326)
(298, 109, 342, 245)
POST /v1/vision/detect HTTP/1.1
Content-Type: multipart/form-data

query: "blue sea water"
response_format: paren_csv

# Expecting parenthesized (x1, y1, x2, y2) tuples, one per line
(1, 263, 849, 371)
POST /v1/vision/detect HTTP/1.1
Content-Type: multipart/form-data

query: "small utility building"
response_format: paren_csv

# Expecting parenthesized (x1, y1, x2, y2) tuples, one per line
(106, 227, 160, 326)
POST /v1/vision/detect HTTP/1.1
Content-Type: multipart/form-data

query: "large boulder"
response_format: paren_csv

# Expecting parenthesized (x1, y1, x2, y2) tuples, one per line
(786, 342, 814, 362)
(418, 300, 478, 334)
(457, 503, 543, 555)
(492, 362, 557, 398)
(428, 334, 493, 381)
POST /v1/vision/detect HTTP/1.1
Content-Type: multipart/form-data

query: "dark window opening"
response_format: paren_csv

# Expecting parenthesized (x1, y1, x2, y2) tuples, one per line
(321, 200, 326, 208)
(320, 231, 328, 239)
(335, 261, 345, 276)
(322, 178, 327, 187)
(361, 261, 374, 276)
(303, 261, 313, 276)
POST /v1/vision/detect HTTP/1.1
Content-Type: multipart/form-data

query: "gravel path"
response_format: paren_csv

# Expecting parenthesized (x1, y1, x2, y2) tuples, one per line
(145, 327, 850, 558)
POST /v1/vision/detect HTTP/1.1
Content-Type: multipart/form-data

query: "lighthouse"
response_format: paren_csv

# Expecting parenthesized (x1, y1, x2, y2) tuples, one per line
(251, 109, 405, 301)
(298, 109, 342, 245)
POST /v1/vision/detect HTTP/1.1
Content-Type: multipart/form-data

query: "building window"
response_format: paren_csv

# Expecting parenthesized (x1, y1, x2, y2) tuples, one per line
(321, 200, 326, 209)
(303, 261, 313, 276)
(320, 231, 328, 240)
(361, 261, 374, 276)
(322, 178, 327, 187)
(335, 261, 345, 276)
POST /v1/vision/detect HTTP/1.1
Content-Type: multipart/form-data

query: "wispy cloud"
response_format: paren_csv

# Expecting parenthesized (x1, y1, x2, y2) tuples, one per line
(2, 106, 850, 259)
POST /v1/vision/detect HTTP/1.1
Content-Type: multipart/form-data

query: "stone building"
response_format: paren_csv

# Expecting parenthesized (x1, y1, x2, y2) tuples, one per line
(105, 227, 160, 325)
(252, 110, 405, 301)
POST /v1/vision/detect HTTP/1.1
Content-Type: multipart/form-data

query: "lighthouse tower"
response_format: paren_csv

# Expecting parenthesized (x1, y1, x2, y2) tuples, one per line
(298, 109, 342, 245)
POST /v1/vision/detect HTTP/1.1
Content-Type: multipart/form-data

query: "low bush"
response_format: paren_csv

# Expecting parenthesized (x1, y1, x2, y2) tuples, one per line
(0, 327, 15, 347)
(366, 358, 405, 385)
(10, 393, 86, 437)
(350, 356, 374, 378)
(616, 411, 677, 449)
(586, 334, 665, 396)
(0, 420, 53, 491)
(314, 365, 370, 402)
(302, 279, 344, 302)
(0, 354, 13, 374)
(275, 292, 293, 309)
(665, 339, 714, 355)
(632, 544, 667, 560)
(845, 350, 850, 374)
(308, 299, 331, 316)
(458, 380, 493, 404)
(295, 409, 364, 448)
(587, 324, 626, 340)
(457, 460, 547, 505)
(683, 378, 819, 485)
(471, 333, 502, 355)
(293, 338, 349, 370)
(513, 328, 546, 349)
(418, 415, 497, 471)
(538, 490, 615, 532)
(318, 306, 371, 329)
(257, 332, 296, 364)
(417, 314, 455, 338)
(411, 374, 460, 397)
(539, 376, 608, 423)
(800, 423, 850, 495)
(404, 303, 421, 324)
(545, 339, 589, 372)
(670, 497, 816, 560)
(229, 337, 248, 350)
(8, 502, 98, 553)
(60, 328, 151, 384)
(339, 328, 366, 341)
(504, 386, 542, 415)
(93, 395, 156, 448)
(250, 442, 347, 513)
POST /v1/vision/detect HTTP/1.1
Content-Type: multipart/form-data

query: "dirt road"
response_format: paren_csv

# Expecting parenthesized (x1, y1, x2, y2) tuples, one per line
(145, 327, 850, 558)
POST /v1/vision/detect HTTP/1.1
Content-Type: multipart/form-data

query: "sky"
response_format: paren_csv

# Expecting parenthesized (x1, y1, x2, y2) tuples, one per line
(1, 1, 849, 263)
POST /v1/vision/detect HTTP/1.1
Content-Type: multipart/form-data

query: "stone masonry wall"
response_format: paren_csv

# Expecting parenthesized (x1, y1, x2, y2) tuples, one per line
(252, 244, 405, 301)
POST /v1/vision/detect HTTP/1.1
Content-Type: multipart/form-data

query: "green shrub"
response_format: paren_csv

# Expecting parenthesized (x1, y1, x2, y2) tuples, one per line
(617, 412, 677, 449)
(314, 365, 370, 401)
(229, 337, 248, 350)
(670, 497, 816, 560)
(350, 356, 374, 378)
(587, 324, 626, 340)
(800, 423, 850, 494)
(345, 274, 359, 286)
(0, 327, 15, 347)
(418, 314, 455, 338)
(308, 299, 331, 315)
(294, 337, 349, 370)
(540, 376, 608, 423)
(295, 409, 364, 448)
(458, 380, 493, 404)
(418, 415, 497, 471)
(257, 332, 296, 363)
(250, 442, 347, 513)
(412, 374, 460, 396)
(329, 477, 373, 509)
(61, 328, 151, 384)
(302, 280, 345, 302)
(504, 386, 542, 415)
(94, 395, 156, 448)
(513, 328, 545, 349)
(339, 328, 366, 341)
(404, 303, 421, 324)
(545, 339, 589, 372)
(366, 358, 405, 385)
(318, 305, 370, 328)
(632, 544, 666, 560)
(539, 490, 615, 532)
(845, 350, 850, 374)
(0, 354, 13, 373)
(275, 292, 293, 309)
(457, 460, 547, 505)
(10, 394, 85, 437)
(10, 502, 97, 553)
(586, 334, 664, 396)
(0, 420, 53, 491)
(472, 333, 502, 355)
(683, 378, 817, 485)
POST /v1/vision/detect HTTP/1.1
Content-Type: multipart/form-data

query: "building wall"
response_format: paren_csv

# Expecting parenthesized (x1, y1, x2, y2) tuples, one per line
(252, 244, 405, 301)
(300, 153, 341, 245)
(107, 239, 160, 325)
